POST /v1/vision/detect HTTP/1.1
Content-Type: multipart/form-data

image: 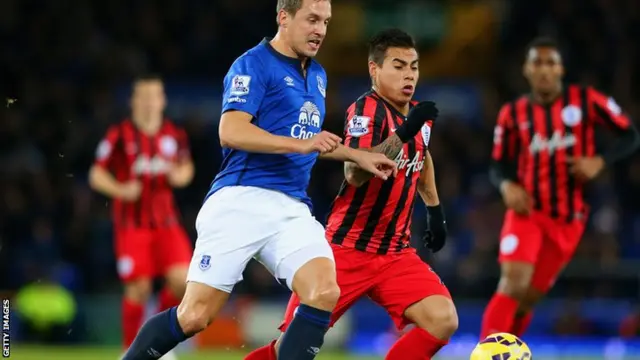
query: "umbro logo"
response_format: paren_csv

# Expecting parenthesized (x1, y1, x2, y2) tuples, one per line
(284, 76, 294, 86)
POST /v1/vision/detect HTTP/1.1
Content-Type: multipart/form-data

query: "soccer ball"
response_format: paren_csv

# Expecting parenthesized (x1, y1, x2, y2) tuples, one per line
(470, 332, 532, 360)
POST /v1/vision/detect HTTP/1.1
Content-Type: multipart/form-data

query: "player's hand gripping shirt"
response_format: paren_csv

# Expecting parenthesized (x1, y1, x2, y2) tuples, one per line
(207, 39, 328, 208)
(326, 91, 433, 254)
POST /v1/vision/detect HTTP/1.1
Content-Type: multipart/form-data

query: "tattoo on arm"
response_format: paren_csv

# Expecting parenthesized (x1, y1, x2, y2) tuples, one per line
(344, 134, 403, 185)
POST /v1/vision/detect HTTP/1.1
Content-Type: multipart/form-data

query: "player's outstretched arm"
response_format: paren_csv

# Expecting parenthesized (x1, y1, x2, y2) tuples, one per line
(219, 111, 310, 154)
(343, 133, 404, 187)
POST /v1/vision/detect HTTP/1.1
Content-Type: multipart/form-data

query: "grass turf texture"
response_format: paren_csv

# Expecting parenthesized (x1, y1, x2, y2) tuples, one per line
(8, 346, 604, 360)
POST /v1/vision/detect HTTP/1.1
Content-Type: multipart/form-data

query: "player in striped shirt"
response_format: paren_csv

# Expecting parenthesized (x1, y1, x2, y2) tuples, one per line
(246, 28, 457, 360)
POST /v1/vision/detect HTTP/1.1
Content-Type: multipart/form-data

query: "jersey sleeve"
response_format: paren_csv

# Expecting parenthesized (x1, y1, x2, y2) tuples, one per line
(587, 87, 632, 131)
(221, 54, 267, 118)
(93, 124, 121, 169)
(343, 97, 387, 149)
(490, 103, 520, 186)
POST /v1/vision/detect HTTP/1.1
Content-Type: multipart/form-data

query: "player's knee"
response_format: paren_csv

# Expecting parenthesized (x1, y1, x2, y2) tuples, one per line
(303, 282, 340, 311)
(498, 263, 534, 300)
(434, 311, 458, 340)
(409, 296, 458, 340)
(176, 299, 211, 335)
(517, 286, 545, 313)
(176, 282, 230, 335)
(165, 266, 188, 298)
(292, 257, 340, 311)
(498, 277, 530, 300)
(124, 279, 153, 303)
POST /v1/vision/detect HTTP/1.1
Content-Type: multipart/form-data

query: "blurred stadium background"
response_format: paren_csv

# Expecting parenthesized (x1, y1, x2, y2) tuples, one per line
(3, 0, 640, 359)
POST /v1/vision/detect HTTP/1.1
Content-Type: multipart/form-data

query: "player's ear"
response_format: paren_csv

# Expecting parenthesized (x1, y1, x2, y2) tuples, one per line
(368, 60, 377, 79)
(277, 10, 289, 28)
(522, 62, 530, 79)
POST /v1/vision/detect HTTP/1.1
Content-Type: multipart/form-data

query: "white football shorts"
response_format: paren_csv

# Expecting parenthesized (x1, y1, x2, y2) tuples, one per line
(186, 185, 334, 293)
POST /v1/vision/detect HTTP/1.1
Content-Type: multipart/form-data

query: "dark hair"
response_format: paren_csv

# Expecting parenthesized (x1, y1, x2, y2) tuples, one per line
(526, 36, 559, 53)
(368, 28, 416, 65)
(276, 0, 330, 16)
(133, 73, 163, 86)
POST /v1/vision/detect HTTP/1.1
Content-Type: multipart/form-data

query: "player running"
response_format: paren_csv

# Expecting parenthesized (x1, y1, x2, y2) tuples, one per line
(482, 37, 640, 338)
(245, 28, 458, 360)
(89, 74, 194, 360)
(121, 1, 397, 359)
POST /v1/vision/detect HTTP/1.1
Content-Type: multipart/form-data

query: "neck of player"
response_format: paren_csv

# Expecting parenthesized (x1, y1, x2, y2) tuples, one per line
(373, 87, 410, 115)
(533, 84, 563, 105)
(133, 116, 162, 135)
(270, 33, 309, 69)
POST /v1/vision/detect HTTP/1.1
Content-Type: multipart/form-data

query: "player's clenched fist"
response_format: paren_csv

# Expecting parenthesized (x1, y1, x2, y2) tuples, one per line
(500, 181, 532, 215)
(351, 151, 398, 181)
(299, 131, 343, 154)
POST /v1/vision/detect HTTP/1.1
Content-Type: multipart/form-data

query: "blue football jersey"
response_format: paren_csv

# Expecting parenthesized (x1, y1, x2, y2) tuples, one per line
(207, 38, 327, 208)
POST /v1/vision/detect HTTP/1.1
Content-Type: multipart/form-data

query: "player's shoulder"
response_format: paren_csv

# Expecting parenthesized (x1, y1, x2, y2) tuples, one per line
(228, 44, 268, 72)
(103, 118, 130, 133)
(350, 90, 381, 109)
(309, 59, 327, 77)
(572, 83, 605, 98)
(160, 119, 184, 134)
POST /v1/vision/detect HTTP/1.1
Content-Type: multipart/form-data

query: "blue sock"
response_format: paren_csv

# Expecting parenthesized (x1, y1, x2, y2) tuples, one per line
(278, 304, 331, 360)
(122, 307, 189, 360)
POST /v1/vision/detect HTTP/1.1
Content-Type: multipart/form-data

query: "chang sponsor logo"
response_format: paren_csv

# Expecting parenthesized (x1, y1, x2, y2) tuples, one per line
(291, 101, 321, 139)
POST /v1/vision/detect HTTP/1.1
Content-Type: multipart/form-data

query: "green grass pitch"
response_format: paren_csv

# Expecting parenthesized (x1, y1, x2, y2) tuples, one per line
(7, 346, 603, 360)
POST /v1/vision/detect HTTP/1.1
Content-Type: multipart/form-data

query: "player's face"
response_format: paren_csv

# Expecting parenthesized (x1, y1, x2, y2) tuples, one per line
(131, 80, 166, 119)
(282, 0, 331, 57)
(523, 47, 564, 94)
(370, 47, 419, 105)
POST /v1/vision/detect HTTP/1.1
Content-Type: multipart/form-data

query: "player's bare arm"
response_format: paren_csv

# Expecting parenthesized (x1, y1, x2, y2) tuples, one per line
(343, 133, 404, 187)
(417, 150, 439, 206)
(219, 110, 341, 154)
(322, 143, 397, 181)
(88, 165, 141, 201)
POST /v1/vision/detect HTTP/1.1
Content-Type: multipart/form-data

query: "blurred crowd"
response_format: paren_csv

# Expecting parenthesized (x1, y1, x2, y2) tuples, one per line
(2, 0, 640, 337)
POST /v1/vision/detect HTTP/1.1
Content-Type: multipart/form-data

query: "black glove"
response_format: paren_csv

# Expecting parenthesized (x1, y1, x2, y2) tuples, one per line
(395, 101, 439, 143)
(423, 204, 447, 252)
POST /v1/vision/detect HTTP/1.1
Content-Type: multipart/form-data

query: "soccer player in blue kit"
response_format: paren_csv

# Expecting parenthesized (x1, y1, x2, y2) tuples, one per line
(121, 1, 397, 359)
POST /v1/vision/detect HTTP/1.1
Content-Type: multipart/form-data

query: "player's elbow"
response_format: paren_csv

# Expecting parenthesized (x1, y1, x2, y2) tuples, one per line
(344, 165, 366, 187)
(219, 112, 251, 149)
(88, 166, 102, 190)
(218, 125, 237, 149)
